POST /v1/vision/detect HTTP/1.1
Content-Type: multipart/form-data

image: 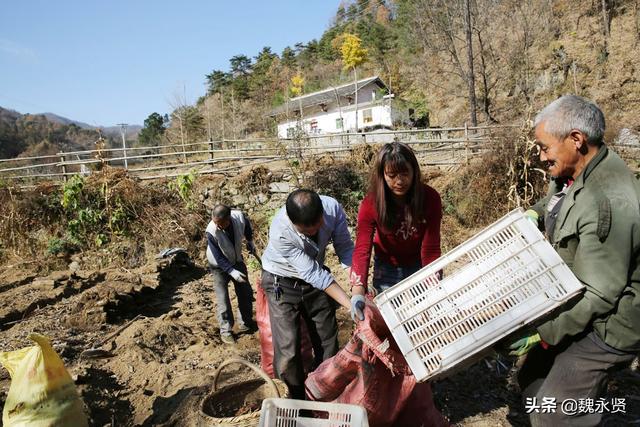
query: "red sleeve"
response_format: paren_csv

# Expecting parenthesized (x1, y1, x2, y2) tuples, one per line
(421, 186, 442, 267)
(351, 194, 377, 291)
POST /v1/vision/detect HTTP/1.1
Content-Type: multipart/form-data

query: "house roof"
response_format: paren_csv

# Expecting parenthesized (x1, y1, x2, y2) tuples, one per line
(268, 76, 387, 117)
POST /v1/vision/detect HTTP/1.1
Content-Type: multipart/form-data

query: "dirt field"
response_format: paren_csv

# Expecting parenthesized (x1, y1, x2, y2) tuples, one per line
(1, 248, 638, 427)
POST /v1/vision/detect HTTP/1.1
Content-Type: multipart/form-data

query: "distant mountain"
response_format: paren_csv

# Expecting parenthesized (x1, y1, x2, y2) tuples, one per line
(41, 113, 141, 138)
(42, 113, 93, 129)
(0, 106, 121, 159)
(101, 125, 142, 139)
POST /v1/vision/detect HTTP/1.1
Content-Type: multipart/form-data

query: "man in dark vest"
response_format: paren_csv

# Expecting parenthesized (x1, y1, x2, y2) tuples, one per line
(206, 204, 257, 344)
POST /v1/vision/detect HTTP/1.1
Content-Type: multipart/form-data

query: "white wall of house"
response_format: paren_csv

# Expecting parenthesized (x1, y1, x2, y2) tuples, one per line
(276, 81, 398, 138)
(277, 103, 393, 138)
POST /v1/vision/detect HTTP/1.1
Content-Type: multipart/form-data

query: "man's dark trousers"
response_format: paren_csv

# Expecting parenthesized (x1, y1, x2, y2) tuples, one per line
(210, 262, 254, 335)
(261, 270, 339, 399)
(518, 331, 635, 426)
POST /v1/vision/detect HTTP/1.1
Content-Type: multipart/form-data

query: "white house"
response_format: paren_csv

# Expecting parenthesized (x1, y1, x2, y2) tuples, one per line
(269, 76, 411, 138)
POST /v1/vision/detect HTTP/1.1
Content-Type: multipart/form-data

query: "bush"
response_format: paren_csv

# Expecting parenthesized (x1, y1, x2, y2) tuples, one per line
(442, 126, 547, 226)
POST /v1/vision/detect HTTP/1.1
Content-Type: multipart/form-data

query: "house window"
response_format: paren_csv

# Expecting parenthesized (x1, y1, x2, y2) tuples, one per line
(286, 127, 295, 138)
(363, 109, 373, 123)
(336, 118, 343, 129)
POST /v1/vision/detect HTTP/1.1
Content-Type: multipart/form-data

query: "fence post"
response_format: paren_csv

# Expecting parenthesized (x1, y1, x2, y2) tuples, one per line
(209, 140, 215, 171)
(464, 122, 469, 165)
(58, 152, 68, 182)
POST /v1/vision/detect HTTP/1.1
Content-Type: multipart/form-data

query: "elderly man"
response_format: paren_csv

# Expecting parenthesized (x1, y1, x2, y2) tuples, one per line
(206, 204, 257, 344)
(261, 189, 364, 399)
(513, 95, 640, 426)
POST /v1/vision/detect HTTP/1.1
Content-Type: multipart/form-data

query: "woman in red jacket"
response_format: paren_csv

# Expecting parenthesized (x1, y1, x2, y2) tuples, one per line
(350, 141, 442, 296)
(350, 141, 448, 427)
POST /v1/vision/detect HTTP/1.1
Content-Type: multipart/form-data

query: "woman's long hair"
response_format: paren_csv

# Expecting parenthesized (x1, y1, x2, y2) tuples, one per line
(369, 141, 425, 230)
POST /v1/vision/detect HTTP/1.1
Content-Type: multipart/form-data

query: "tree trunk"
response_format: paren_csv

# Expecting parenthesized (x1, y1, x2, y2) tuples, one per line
(463, 0, 478, 127)
(221, 93, 225, 141)
(333, 87, 344, 130)
(601, 0, 611, 57)
(178, 115, 186, 163)
(354, 67, 359, 132)
(601, 0, 611, 38)
(476, 30, 496, 123)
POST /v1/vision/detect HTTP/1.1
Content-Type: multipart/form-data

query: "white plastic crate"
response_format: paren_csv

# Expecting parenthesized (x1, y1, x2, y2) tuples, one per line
(259, 398, 369, 427)
(374, 208, 584, 382)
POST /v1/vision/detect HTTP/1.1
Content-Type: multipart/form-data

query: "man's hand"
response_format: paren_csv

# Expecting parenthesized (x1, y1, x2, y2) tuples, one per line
(350, 295, 366, 322)
(247, 240, 257, 255)
(509, 332, 541, 356)
(229, 269, 248, 283)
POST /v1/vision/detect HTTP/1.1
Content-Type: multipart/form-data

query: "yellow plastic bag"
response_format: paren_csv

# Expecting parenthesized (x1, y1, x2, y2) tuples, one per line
(0, 333, 88, 427)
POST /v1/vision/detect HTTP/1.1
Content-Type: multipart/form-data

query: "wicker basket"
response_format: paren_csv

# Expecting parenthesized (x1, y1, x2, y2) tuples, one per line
(200, 358, 289, 426)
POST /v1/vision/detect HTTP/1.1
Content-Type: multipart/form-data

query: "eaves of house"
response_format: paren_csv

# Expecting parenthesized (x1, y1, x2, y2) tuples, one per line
(268, 76, 387, 117)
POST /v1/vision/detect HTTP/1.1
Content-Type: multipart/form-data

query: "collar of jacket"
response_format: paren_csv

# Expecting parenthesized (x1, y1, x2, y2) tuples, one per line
(554, 145, 608, 235)
(285, 215, 322, 253)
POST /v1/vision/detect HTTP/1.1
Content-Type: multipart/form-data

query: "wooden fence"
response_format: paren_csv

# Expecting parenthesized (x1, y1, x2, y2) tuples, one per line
(2, 124, 636, 185)
(0, 126, 507, 184)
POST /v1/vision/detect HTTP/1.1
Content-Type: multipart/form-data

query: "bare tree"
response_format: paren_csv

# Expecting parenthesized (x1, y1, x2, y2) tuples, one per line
(463, 0, 478, 126)
(167, 86, 188, 162)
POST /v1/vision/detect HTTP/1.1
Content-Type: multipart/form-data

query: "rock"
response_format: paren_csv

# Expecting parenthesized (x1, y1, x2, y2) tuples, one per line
(269, 182, 290, 193)
(69, 261, 80, 271)
(33, 278, 56, 289)
(49, 271, 70, 283)
(255, 193, 269, 204)
(232, 194, 248, 205)
(616, 128, 640, 146)
(167, 309, 182, 319)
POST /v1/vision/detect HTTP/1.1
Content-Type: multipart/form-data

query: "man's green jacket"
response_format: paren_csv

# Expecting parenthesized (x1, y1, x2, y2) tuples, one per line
(531, 146, 640, 352)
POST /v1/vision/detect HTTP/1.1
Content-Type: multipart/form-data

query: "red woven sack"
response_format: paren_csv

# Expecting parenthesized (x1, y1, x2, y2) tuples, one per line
(305, 299, 449, 427)
(255, 277, 315, 377)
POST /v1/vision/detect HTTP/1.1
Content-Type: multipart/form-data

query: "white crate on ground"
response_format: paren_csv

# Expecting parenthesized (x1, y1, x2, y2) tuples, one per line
(259, 398, 369, 427)
(374, 208, 584, 382)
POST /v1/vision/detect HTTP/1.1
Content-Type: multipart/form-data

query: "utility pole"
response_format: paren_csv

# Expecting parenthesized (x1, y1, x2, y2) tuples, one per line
(117, 123, 128, 169)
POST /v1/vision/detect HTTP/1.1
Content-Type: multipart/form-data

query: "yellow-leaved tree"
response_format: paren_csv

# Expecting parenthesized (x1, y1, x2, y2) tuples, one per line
(340, 34, 368, 132)
(290, 73, 305, 121)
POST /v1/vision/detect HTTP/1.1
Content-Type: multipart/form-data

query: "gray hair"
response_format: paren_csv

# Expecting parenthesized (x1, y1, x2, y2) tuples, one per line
(534, 95, 605, 145)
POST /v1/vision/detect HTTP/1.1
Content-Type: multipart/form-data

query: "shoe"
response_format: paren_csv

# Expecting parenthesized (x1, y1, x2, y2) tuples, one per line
(220, 333, 235, 344)
(237, 323, 257, 334)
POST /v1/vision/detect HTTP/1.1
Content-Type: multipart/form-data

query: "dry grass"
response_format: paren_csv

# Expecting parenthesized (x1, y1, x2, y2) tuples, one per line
(441, 126, 547, 227)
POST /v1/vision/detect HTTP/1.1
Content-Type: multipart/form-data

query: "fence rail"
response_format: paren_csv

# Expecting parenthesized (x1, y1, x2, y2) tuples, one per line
(1, 125, 636, 184)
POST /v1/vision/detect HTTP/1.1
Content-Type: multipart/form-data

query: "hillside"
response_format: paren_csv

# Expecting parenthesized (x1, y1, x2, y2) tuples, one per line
(173, 0, 639, 143)
(0, 107, 116, 159)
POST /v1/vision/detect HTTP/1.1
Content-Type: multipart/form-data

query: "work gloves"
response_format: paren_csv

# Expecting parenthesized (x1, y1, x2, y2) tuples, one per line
(524, 209, 539, 227)
(229, 269, 248, 283)
(350, 294, 366, 322)
(509, 332, 541, 356)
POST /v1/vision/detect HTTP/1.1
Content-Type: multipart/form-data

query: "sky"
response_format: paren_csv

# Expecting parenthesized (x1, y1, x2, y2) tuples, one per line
(0, 1, 339, 127)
